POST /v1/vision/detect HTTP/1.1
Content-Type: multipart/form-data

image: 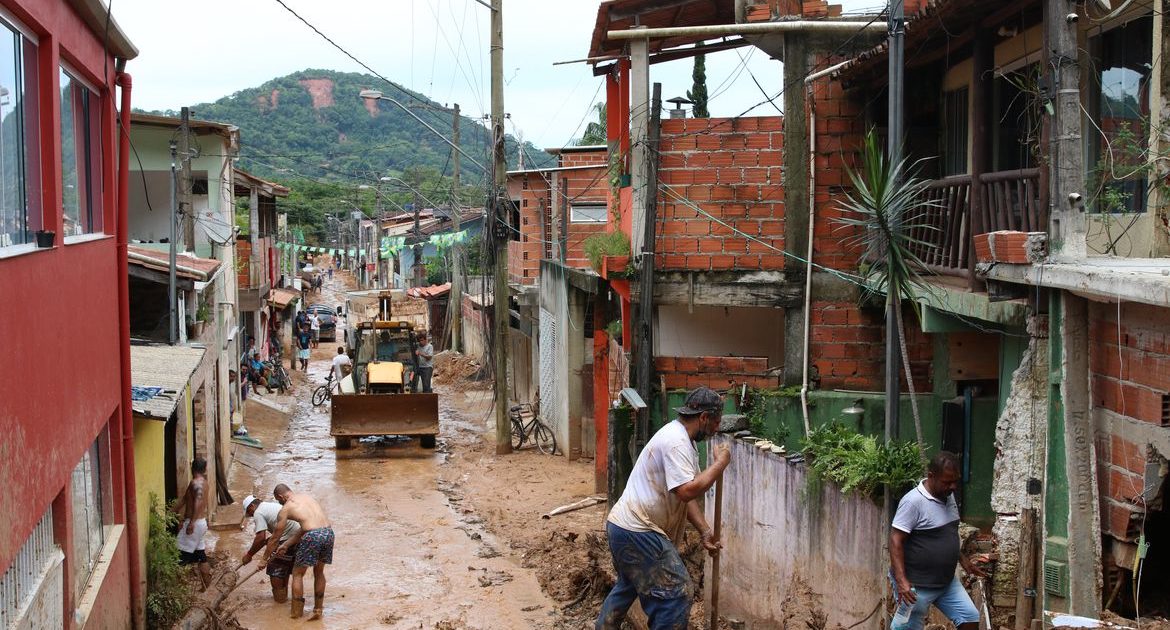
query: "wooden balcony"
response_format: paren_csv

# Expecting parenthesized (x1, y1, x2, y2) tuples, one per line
(910, 168, 1044, 283)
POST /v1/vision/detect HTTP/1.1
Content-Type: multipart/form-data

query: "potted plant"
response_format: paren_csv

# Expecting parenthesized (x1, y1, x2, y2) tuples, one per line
(192, 302, 210, 338)
(35, 230, 55, 248)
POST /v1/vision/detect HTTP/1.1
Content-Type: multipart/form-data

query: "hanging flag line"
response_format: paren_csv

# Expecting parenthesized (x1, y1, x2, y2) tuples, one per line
(275, 230, 470, 261)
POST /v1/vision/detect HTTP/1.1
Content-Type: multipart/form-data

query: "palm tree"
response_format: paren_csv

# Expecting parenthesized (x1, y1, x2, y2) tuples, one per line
(835, 131, 938, 450)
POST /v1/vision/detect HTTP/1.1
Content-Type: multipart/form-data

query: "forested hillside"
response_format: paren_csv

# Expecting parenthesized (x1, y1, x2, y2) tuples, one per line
(143, 68, 552, 184)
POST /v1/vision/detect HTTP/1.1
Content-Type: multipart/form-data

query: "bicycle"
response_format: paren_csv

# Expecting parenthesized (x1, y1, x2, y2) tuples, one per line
(264, 359, 290, 395)
(509, 403, 556, 455)
(312, 371, 339, 407)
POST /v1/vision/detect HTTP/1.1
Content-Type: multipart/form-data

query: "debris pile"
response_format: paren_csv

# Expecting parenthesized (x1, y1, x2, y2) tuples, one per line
(433, 350, 485, 386)
(526, 530, 615, 605)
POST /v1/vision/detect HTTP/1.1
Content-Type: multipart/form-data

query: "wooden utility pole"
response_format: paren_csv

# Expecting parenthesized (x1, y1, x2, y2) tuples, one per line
(413, 188, 425, 287)
(180, 107, 194, 252)
(450, 103, 463, 352)
(491, 0, 512, 454)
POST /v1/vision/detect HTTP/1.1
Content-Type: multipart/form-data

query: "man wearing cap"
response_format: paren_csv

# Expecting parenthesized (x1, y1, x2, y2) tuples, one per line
(240, 494, 302, 602)
(596, 386, 732, 629)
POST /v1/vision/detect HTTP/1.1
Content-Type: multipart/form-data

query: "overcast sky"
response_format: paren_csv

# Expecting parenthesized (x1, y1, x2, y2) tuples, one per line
(115, 0, 878, 156)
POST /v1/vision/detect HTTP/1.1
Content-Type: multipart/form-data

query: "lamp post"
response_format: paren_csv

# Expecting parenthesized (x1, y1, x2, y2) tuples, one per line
(358, 90, 485, 172)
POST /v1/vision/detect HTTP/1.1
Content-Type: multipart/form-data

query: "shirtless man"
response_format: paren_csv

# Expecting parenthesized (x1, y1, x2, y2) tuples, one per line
(175, 457, 211, 590)
(240, 494, 301, 602)
(259, 484, 335, 620)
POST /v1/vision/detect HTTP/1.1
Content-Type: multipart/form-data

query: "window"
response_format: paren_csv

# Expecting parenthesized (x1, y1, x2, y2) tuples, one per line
(70, 427, 112, 595)
(0, 17, 38, 248)
(570, 203, 607, 224)
(1088, 15, 1153, 213)
(941, 88, 969, 176)
(60, 67, 102, 237)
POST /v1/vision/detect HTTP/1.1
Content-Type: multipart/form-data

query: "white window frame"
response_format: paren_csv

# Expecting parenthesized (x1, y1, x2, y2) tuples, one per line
(59, 63, 105, 240)
(570, 203, 607, 224)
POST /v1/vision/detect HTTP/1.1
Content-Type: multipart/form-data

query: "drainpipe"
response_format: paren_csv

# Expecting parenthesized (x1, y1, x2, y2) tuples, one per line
(115, 65, 144, 629)
(800, 60, 852, 436)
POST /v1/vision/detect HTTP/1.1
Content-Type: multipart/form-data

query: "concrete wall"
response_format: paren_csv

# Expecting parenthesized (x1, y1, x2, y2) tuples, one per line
(706, 434, 885, 628)
(655, 304, 784, 365)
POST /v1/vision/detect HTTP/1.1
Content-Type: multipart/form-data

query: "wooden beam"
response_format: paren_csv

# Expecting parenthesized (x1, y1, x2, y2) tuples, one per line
(635, 272, 803, 308)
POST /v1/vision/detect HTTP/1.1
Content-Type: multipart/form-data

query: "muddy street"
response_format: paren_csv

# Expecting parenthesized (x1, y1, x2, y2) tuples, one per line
(213, 277, 590, 629)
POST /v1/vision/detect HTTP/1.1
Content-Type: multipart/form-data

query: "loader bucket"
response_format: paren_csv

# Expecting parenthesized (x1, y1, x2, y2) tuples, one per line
(329, 392, 440, 437)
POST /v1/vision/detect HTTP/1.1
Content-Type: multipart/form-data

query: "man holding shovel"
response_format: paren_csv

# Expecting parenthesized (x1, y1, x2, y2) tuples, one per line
(596, 386, 731, 630)
(240, 494, 301, 602)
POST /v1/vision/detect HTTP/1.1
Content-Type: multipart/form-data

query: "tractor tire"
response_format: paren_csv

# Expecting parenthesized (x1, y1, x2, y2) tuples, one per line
(420, 434, 437, 449)
(335, 436, 353, 450)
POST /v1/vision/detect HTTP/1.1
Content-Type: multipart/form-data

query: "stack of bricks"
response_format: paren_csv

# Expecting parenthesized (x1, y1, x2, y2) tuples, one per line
(808, 301, 933, 391)
(1088, 301, 1169, 541)
(656, 116, 785, 272)
(655, 356, 776, 391)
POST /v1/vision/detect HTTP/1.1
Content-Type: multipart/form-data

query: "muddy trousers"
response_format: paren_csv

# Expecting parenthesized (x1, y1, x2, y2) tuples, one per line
(596, 522, 691, 630)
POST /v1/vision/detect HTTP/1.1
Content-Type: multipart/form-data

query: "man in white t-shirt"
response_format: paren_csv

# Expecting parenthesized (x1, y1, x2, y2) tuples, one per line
(596, 386, 731, 629)
(331, 347, 352, 387)
(309, 313, 321, 348)
(240, 494, 303, 602)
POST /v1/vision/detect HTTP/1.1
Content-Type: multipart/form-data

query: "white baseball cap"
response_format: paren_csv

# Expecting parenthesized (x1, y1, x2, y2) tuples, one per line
(242, 495, 257, 512)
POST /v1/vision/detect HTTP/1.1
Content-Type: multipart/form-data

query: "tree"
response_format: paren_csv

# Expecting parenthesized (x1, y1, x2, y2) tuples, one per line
(835, 131, 938, 451)
(687, 52, 709, 118)
(578, 102, 607, 146)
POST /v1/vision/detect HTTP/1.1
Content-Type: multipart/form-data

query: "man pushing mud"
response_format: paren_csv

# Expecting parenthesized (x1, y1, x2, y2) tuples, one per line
(259, 484, 335, 619)
(596, 386, 732, 629)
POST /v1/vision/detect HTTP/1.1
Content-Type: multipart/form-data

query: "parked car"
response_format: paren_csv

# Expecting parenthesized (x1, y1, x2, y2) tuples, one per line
(306, 303, 337, 341)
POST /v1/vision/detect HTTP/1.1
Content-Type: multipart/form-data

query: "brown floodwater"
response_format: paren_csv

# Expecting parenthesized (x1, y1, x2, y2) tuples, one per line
(214, 282, 559, 629)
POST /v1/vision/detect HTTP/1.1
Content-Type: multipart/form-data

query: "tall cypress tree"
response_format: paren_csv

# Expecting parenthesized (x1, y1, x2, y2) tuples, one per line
(687, 52, 709, 118)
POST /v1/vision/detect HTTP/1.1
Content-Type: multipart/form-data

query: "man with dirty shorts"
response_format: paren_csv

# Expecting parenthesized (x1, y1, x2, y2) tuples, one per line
(596, 386, 732, 629)
(240, 494, 301, 602)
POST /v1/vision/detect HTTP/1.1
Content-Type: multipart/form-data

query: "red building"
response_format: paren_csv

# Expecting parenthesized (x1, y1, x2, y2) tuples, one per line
(0, 1, 141, 627)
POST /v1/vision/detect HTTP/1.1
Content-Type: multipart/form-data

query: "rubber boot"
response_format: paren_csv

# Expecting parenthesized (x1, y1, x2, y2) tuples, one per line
(310, 595, 324, 620)
(291, 596, 305, 619)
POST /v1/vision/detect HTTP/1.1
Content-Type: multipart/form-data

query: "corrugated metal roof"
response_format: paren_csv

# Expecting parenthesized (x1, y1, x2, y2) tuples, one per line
(130, 344, 206, 420)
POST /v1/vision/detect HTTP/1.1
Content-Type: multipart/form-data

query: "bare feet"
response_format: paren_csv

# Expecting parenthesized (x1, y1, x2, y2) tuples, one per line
(309, 608, 323, 621)
(291, 597, 305, 619)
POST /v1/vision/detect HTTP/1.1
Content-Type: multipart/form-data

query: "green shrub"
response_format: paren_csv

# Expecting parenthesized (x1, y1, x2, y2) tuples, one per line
(582, 230, 630, 273)
(745, 389, 789, 447)
(801, 423, 923, 497)
(145, 494, 191, 628)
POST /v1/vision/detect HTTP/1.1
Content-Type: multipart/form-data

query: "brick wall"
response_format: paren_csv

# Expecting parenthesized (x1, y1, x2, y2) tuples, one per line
(655, 116, 785, 272)
(655, 355, 777, 391)
(811, 77, 867, 272)
(808, 300, 932, 391)
(559, 150, 608, 168)
(508, 164, 609, 284)
(236, 237, 252, 288)
(1088, 301, 1170, 541)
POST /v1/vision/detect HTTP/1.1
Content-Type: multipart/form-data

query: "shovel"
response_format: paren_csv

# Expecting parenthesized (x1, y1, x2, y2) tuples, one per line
(709, 474, 724, 630)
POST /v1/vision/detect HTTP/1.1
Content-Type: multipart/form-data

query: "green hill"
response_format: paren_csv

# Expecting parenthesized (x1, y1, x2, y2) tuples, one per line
(143, 68, 553, 185)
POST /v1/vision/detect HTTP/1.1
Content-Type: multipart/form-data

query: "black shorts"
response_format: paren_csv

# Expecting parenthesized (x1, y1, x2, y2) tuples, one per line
(179, 549, 207, 565)
(266, 544, 298, 579)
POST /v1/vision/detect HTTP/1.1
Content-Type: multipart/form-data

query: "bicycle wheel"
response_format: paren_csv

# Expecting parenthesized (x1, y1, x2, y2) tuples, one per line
(510, 419, 525, 450)
(533, 422, 556, 455)
(312, 385, 328, 407)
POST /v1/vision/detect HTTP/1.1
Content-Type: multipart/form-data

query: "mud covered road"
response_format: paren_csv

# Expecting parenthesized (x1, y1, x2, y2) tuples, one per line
(212, 276, 600, 629)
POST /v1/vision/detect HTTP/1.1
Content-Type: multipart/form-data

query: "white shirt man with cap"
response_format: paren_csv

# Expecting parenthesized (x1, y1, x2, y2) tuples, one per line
(240, 494, 302, 602)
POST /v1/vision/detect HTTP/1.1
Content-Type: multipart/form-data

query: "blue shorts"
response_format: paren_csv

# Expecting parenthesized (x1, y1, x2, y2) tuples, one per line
(889, 575, 979, 630)
(596, 522, 691, 630)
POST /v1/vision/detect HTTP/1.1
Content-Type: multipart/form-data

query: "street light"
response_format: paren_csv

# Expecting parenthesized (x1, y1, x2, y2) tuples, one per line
(358, 89, 486, 172)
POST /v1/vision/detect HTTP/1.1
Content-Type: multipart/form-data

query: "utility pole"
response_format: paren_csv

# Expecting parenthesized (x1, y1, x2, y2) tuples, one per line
(635, 84, 662, 439)
(491, 0, 512, 454)
(884, 0, 904, 443)
(168, 139, 178, 345)
(450, 103, 463, 352)
(179, 107, 194, 252)
(412, 188, 425, 287)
